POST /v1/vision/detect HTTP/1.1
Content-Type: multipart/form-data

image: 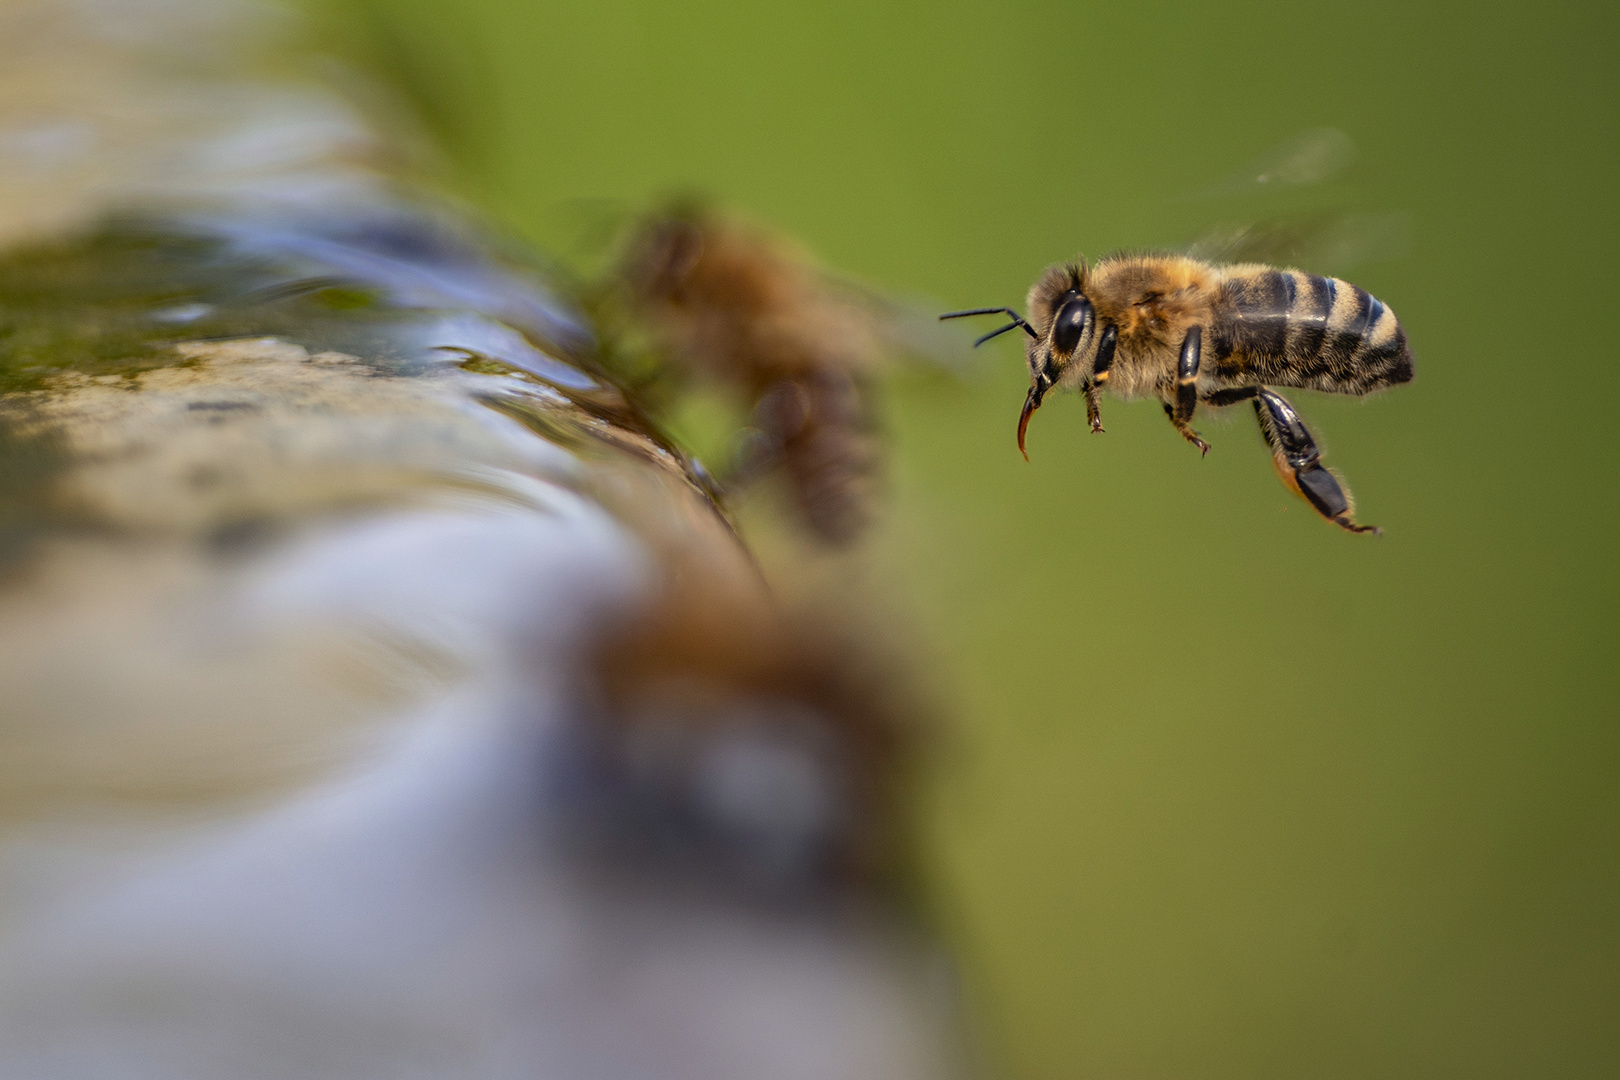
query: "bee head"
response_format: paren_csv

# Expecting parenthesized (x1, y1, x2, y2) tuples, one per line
(1018, 262, 1093, 458)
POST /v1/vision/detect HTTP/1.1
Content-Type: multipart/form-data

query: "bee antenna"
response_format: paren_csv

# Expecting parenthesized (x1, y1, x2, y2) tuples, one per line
(970, 322, 1030, 347)
(938, 307, 1039, 345)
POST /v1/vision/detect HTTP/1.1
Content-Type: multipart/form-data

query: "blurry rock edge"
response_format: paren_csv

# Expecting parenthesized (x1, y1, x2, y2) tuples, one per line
(0, 2, 957, 1078)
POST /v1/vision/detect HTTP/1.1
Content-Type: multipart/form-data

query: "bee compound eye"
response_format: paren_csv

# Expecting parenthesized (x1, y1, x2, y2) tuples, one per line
(1050, 297, 1093, 356)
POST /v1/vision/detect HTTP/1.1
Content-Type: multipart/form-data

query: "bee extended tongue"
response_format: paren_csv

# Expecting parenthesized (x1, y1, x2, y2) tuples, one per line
(1017, 382, 1047, 460)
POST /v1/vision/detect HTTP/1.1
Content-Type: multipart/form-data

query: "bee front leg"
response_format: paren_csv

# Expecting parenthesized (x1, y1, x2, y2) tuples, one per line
(1252, 387, 1380, 535)
(1085, 324, 1118, 434)
(1082, 380, 1105, 433)
(1168, 327, 1210, 455)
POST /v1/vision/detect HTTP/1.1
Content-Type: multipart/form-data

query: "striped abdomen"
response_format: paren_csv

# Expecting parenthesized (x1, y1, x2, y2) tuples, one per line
(1210, 268, 1414, 394)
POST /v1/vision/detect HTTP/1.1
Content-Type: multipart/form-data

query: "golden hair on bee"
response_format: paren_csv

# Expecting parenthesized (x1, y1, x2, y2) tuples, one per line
(621, 205, 884, 546)
(944, 251, 1413, 534)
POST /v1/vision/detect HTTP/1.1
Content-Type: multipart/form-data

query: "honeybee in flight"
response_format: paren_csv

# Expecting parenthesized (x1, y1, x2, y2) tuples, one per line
(620, 205, 888, 545)
(942, 254, 1413, 533)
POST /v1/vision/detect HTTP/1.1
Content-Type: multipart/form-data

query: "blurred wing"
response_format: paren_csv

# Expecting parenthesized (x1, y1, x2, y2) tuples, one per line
(551, 195, 641, 270)
(1186, 209, 1412, 275)
(819, 274, 985, 378)
(1187, 127, 1358, 200)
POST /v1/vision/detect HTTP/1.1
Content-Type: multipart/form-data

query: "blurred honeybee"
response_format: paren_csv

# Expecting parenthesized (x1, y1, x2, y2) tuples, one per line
(943, 255, 1413, 533)
(619, 206, 890, 546)
(588, 557, 915, 887)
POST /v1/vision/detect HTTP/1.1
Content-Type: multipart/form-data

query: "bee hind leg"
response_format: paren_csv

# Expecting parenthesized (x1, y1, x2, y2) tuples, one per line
(1251, 387, 1380, 535)
(1168, 327, 1210, 455)
(1202, 386, 1259, 407)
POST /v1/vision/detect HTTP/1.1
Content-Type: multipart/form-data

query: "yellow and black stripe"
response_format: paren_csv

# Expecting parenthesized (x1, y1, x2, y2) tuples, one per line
(1213, 269, 1413, 395)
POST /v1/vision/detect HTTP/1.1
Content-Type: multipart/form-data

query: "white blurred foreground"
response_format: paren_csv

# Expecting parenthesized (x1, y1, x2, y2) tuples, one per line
(0, 2, 959, 1076)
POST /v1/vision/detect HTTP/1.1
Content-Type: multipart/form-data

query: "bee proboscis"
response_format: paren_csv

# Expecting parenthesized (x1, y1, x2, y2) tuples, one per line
(943, 254, 1413, 534)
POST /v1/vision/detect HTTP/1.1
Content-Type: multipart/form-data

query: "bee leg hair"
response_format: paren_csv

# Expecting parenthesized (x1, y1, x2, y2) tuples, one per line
(1252, 387, 1380, 535)
(1169, 327, 1210, 455)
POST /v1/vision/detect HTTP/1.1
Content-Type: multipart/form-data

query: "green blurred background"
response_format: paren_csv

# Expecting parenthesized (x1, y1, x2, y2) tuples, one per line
(307, 1, 1617, 1074)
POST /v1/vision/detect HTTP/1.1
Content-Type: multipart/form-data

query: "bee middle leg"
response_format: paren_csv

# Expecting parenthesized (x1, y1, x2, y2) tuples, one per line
(1167, 327, 1210, 455)
(1251, 387, 1380, 535)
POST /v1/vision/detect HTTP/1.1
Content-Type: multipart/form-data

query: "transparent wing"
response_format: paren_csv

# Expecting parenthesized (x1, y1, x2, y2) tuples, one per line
(1186, 209, 1411, 274)
(1179, 127, 1409, 274)
(1186, 127, 1358, 200)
